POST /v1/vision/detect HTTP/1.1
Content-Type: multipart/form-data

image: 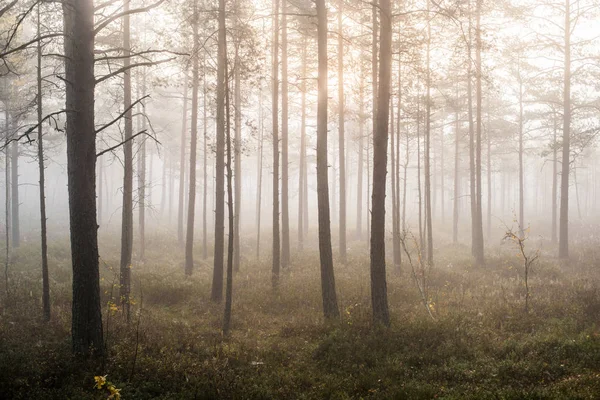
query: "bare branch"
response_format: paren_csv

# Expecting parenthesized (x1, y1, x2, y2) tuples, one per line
(95, 58, 175, 85)
(95, 95, 150, 134)
(93, 0, 167, 36)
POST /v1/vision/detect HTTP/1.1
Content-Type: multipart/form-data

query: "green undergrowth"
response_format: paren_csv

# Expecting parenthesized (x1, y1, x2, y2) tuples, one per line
(1, 232, 600, 399)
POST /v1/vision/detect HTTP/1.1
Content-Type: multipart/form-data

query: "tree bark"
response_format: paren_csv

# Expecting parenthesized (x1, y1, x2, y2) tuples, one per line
(271, 0, 281, 288)
(10, 141, 18, 248)
(280, 0, 290, 270)
(62, 0, 103, 355)
(185, 0, 200, 276)
(119, 0, 133, 322)
(37, 4, 50, 321)
(474, 0, 484, 265)
(298, 38, 307, 250)
(178, 70, 188, 246)
(212, 0, 226, 300)
(424, 10, 433, 265)
(558, 0, 570, 259)
(370, 0, 391, 326)
(337, 1, 346, 264)
(233, 35, 241, 272)
(316, 0, 339, 319)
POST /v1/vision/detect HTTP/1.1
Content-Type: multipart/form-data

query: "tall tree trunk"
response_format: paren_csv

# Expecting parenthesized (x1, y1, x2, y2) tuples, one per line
(185, 1, 200, 276)
(4, 110, 10, 299)
(138, 70, 147, 261)
(316, 0, 339, 319)
(178, 71, 189, 246)
(424, 10, 433, 265)
(370, 0, 391, 327)
(223, 3, 234, 332)
(518, 77, 524, 236)
(10, 141, 18, 248)
(486, 98, 491, 239)
(551, 113, 558, 243)
(453, 84, 460, 243)
(473, 0, 484, 265)
(558, 0, 570, 259)
(368, 0, 378, 247)
(119, 0, 133, 322)
(203, 58, 208, 259)
(394, 52, 402, 270)
(298, 39, 307, 250)
(417, 100, 423, 249)
(62, 0, 103, 355)
(356, 58, 364, 240)
(256, 87, 264, 259)
(37, 4, 50, 321)
(234, 39, 241, 272)
(280, 0, 290, 270)
(337, 1, 346, 263)
(271, 0, 281, 288)
(212, 0, 226, 300)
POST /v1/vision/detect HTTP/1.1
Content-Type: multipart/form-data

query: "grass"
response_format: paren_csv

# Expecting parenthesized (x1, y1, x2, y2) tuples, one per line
(1, 230, 600, 399)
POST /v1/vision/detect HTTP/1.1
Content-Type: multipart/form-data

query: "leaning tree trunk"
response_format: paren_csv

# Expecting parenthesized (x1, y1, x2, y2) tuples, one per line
(37, 4, 50, 321)
(316, 0, 339, 319)
(337, 1, 346, 264)
(271, 0, 281, 288)
(185, 1, 200, 277)
(370, 0, 391, 327)
(62, 0, 104, 355)
(119, 0, 133, 323)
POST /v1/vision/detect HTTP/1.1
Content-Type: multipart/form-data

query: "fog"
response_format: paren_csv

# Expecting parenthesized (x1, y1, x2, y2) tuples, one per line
(1, 0, 600, 398)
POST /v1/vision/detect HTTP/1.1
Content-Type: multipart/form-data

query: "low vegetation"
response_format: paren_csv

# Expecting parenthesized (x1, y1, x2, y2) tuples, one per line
(1, 232, 600, 399)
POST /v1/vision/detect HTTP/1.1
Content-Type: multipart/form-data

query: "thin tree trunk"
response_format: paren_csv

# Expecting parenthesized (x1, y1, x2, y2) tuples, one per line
(298, 39, 307, 250)
(453, 83, 460, 243)
(203, 58, 208, 259)
(424, 9, 433, 265)
(271, 0, 281, 288)
(280, 0, 290, 270)
(316, 0, 339, 319)
(338, 1, 346, 263)
(178, 71, 189, 246)
(119, 0, 133, 323)
(356, 59, 364, 240)
(234, 38, 241, 272)
(37, 4, 50, 321)
(558, 0, 570, 259)
(256, 87, 264, 259)
(518, 77, 524, 236)
(223, 5, 234, 333)
(473, 0, 485, 265)
(486, 97, 491, 239)
(138, 69, 147, 261)
(10, 140, 18, 248)
(185, 1, 200, 277)
(551, 113, 558, 243)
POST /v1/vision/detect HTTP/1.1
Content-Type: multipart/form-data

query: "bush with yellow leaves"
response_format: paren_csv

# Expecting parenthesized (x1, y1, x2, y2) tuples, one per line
(94, 375, 121, 400)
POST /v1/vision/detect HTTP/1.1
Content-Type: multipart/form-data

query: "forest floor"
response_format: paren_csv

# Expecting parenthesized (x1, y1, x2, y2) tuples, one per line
(1, 231, 600, 399)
